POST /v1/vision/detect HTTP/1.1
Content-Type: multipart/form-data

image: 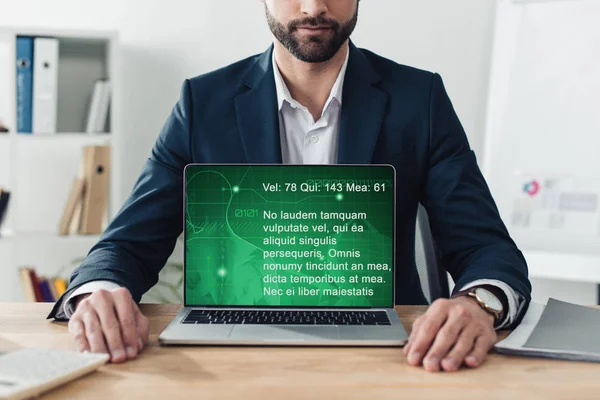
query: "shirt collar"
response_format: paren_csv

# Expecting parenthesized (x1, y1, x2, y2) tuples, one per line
(272, 46, 350, 113)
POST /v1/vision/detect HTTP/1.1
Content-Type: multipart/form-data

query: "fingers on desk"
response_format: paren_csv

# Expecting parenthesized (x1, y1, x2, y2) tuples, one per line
(80, 304, 109, 356)
(113, 289, 140, 359)
(441, 329, 477, 372)
(424, 307, 472, 372)
(95, 291, 129, 363)
(405, 301, 449, 368)
(465, 335, 495, 368)
(133, 302, 150, 346)
(68, 318, 89, 353)
(404, 299, 497, 373)
(69, 288, 150, 364)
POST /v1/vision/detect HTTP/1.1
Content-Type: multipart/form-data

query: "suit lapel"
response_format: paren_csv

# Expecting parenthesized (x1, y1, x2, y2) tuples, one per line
(337, 43, 388, 164)
(234, 43, 387, 165)
(235, 45, 282, 163)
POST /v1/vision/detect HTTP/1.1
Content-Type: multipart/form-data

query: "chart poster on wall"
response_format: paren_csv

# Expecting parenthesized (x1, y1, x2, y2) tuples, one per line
(508, 172, 600, 239)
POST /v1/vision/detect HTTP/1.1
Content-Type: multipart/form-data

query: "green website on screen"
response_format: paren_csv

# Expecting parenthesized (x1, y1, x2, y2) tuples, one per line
(184, 165, 395, 308)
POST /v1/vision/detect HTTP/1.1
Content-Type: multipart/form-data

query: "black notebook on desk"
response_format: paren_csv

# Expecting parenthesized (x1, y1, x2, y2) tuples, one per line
(495, 298, 600, 362)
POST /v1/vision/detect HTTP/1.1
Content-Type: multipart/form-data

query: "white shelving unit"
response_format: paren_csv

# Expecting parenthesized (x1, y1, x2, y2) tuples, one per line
(0, 27, 121, 301)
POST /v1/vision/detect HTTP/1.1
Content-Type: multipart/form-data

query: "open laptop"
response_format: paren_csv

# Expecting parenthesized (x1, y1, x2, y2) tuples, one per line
(159, 164, 407, 346)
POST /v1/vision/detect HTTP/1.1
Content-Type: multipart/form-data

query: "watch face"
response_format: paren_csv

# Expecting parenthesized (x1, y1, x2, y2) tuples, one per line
(475, 288, 503, 312)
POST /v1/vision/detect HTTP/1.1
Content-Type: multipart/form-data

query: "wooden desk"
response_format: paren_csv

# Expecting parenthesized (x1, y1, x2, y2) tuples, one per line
(1, 304, 599, 400)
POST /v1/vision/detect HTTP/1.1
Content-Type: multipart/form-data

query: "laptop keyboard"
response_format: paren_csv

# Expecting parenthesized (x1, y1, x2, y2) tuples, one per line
(182, 310, 391, 325)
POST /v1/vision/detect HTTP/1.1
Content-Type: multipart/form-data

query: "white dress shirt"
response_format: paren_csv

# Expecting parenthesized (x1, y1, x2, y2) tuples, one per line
(58, 46, 522, 328)
(276, 48, 348, 164)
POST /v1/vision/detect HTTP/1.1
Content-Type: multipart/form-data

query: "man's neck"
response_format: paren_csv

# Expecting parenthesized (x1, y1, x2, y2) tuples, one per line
(273, 41, 349, 122)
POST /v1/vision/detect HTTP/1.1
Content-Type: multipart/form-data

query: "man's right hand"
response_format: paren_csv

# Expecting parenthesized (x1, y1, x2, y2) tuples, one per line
(67, 288, 150, 363)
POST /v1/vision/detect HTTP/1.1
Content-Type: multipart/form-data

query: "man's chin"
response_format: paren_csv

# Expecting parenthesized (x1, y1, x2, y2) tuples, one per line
(293, 29, 335, 42)
(287, 34, 342, 63)
(293, 49, 332, 63)
(296, 40, 332, 55)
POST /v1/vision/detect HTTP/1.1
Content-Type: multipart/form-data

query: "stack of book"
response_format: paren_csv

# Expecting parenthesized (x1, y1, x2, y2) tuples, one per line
(16, 36, 110, 134)
(59, 145, 111, 235)
(19, 267, 68, 302)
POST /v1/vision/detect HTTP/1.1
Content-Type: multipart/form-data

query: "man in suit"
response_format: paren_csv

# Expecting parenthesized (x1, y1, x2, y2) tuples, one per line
(49, 0, 531, 372)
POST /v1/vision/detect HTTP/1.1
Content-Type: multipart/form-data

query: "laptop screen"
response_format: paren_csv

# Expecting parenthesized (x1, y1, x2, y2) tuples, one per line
(184, 165, 395, 308)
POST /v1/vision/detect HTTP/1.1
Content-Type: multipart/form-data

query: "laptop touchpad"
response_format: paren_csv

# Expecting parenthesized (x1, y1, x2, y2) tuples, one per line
(230, 326, 340, 341)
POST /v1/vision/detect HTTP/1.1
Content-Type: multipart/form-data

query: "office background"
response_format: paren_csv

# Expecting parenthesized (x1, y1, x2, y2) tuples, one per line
(0, 0, 596, 305)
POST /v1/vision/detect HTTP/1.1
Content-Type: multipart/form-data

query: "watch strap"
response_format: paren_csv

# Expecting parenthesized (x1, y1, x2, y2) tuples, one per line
(451, 285, 508, 327)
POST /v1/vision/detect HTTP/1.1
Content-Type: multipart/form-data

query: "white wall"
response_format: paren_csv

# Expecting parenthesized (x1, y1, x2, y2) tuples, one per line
(18, 0, 580, 304)
(531, 278, 597, 306)
(0, 0, 497, 205)
(2, 0, 594, 306)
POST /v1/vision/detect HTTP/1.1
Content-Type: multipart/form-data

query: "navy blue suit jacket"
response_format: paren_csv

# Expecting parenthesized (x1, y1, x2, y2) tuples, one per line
(49, 43, 531, 320)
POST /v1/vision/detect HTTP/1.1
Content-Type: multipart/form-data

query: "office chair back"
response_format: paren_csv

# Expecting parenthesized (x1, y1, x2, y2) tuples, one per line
(414, 204, 450, 303)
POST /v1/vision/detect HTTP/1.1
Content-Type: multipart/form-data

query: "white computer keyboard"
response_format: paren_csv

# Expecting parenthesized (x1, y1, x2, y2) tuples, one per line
(0, 348, 109, 400)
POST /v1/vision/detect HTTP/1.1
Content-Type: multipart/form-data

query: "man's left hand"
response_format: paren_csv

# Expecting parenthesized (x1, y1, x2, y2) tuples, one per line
(403, 297, 497, 372)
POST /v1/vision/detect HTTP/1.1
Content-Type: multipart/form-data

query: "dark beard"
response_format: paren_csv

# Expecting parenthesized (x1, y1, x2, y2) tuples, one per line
(265, 6, 358, 63)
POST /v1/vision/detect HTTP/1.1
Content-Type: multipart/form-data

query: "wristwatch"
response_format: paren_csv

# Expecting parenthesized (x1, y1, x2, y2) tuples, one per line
(452, 287, 505, 325)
